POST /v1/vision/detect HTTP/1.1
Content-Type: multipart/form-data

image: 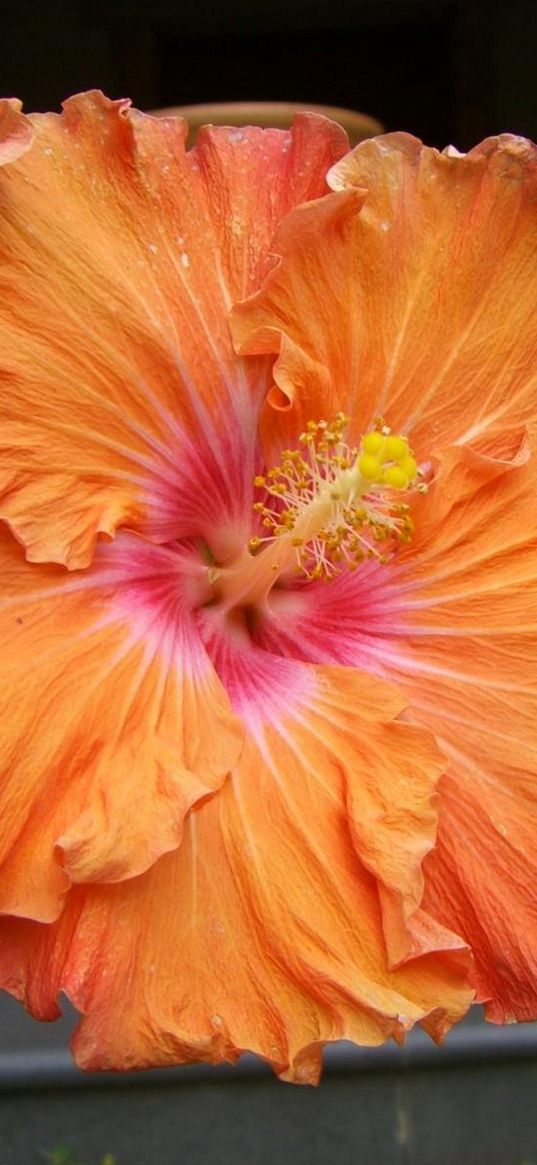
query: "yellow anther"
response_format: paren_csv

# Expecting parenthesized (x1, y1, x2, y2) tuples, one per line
(362, 430, 385, 456)
(400, 454, 418, 481)
(383, 464, 409, 490)
(358, 454, 383, 482)
(248, 536, 262, 552)
(383, 434, 408, 461)
(253, 475, 266, 487)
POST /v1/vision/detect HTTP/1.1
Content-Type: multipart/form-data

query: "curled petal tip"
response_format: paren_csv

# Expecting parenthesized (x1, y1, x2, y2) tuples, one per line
(0, 99, 34, 165)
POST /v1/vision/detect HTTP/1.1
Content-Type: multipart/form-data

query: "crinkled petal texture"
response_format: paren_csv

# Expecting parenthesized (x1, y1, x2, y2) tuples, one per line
(253, 432, 537, 1022)
(398, 439, 537, 1023)
(231, 131, 537, 463)
(0, 91, 348, 568)
(0, 647, 472, 1080)
(0, 525, 242, 920)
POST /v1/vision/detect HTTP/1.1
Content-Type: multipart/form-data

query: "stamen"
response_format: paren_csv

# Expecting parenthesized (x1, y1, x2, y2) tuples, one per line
(210, 415, 425, 611)
(250, 414, 423, 581)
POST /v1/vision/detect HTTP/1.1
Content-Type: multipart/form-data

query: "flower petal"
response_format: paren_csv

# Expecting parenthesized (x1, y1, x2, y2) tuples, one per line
(0, 657, 472, 1079)
(386, 441, 537, 1021)
(0, 99, 34, 163)
(256, 436, 537, 1020)
(0, 523, 242, 920)
(0, 91, 348, 568)
(231, 133, 537, 461)
(202, 606, 467, 967)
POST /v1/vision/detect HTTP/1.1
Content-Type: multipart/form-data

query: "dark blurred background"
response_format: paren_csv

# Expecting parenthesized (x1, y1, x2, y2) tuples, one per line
(2, 0, 537, 148)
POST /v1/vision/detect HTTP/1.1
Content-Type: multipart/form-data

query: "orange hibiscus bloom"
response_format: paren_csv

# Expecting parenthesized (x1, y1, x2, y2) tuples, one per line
(0, 92, 535, 1082)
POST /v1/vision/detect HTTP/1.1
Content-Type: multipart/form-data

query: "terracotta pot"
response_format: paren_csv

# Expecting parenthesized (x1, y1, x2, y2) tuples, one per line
(150, 100, 383, 146)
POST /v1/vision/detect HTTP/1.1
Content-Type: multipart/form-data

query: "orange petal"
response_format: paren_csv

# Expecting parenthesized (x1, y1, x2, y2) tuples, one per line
(0, 99, 34, 163)
(0, 660, 472, 1079)
(201, 609, 467, 969)
(366, 438, 537, 1021)
(231, 133, 537, 462)
(0, 91, 348, 568)
(248, 428, 537, 1020)
(0, 523, 242, 921)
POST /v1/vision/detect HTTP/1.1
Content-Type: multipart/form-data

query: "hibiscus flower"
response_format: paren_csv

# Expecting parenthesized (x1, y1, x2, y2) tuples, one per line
(0, 91, 535, 1084)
